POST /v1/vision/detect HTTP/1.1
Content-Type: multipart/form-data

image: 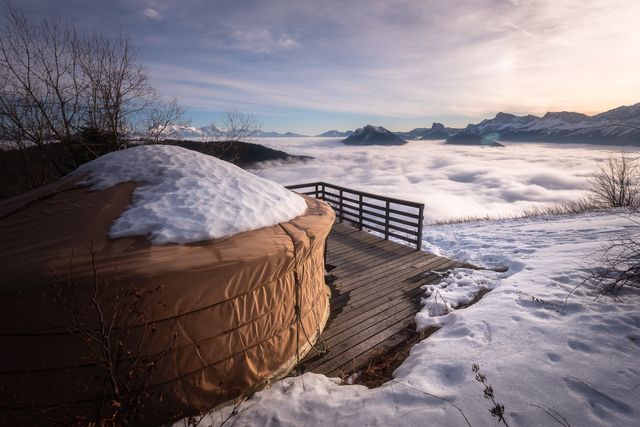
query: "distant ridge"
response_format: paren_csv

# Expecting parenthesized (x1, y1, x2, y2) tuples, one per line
(253, 130, 307, 138)
(165, 140, 313, 167)
(318, 129, 353, 137)
(158, 125, 308, 139)
(153, 103, 640, 146)
(343, 125, 407, 146)
(397, 123, 461, 140)
(447, 103, 640, 146)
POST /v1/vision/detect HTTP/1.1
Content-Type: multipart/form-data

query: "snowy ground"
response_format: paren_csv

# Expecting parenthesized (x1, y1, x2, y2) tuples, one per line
(179, 210, 640, 427)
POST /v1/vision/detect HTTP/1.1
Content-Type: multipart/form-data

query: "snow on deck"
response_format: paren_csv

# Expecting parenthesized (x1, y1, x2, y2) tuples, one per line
(185, 210, 640, 427)
(72, 145, 307, 244)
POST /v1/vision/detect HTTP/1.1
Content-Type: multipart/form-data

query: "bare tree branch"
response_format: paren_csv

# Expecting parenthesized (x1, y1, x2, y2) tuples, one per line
(144, 97, 189, 143)
(589, 152, 639, 208)
(209, 109, 261, 143)
(0, 2, 191, 193)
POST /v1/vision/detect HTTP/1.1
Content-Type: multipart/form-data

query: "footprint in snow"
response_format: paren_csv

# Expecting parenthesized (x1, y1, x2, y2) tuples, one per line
(567, 339, 593, 353)
(547, 352, 562, 362)
(563, 377, 633, 420)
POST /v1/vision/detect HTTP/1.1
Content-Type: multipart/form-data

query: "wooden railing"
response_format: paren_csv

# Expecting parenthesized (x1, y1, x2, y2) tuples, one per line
(286, 182, 425, 250)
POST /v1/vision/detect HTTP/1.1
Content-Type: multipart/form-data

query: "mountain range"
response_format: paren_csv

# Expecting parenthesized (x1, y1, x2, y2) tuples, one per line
(157, 103, 639, 146)
(446, 103, 640, 146)
(254, 130, 307, 138)
(159, 125, 308, 139)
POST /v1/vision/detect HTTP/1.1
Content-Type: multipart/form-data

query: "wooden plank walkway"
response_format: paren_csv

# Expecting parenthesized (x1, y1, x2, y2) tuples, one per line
(300, 222, 467, 377)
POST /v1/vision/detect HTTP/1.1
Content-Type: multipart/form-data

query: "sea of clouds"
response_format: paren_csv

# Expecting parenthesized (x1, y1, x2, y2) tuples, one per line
(251, 138, 640, 223)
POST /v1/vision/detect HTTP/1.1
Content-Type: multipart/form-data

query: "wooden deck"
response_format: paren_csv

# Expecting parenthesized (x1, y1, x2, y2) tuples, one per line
(300, 222, 467, 376)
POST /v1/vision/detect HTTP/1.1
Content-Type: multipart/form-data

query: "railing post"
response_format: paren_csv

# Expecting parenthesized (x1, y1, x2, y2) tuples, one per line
(416, 204, 424, 251)
(384, 200, 390, 240)
(358, 194, 363, 230)
(286, 182, 426, 251)
(324, 235, 328, 269)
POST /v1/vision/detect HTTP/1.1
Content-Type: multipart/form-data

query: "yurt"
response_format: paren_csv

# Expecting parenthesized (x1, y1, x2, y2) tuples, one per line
(0, 145, 334, 425)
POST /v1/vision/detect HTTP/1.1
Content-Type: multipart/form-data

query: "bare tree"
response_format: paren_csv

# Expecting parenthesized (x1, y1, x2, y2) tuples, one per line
(588, 228, 640, 295)
(209, 109, 261, 143)
(144, 96, 189, 143)
(197, 109, 262, 160)
(559, 158, 640, 303)
(0, 3, 84, 172)
(589, 152, 639, 208)
(560, 211, 640, 304)
(0, 2, 188, 195)
(76, 32, 155, 151)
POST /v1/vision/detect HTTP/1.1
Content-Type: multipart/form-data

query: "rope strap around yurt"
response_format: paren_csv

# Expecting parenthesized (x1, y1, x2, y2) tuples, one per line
(279, 223, 328, 374)
(287, 222, 328, 358)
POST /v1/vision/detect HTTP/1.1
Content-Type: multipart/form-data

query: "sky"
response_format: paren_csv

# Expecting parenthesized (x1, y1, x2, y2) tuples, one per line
(7, 0, 640, 134)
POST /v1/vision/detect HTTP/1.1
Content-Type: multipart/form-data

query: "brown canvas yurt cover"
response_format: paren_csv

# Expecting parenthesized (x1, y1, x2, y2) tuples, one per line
(0, 163, 333, 425)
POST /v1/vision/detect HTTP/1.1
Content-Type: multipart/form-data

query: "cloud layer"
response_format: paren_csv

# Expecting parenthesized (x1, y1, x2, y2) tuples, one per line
(252, 139, 640, 222)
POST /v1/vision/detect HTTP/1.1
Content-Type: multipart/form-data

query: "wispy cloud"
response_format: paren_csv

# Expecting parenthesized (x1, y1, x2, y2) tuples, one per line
(12, 0, 640, 131)
(142, 8, 162, 21)
(229, 29, 299, 53)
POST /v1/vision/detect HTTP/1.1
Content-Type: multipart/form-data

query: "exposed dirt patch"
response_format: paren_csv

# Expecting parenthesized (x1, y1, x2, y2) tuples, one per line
(458, 287, 491, 310)
(338, 287, 492, 389)
(339, 325, 439, 388)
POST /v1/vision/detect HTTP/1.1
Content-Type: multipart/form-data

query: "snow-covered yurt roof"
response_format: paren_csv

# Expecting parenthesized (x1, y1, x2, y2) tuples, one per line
(72, 144, 308, 244)
(0, 144, 317, 291)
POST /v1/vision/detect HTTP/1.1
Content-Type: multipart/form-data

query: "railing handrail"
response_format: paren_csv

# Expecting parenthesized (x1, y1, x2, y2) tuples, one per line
(286, 181, 424, 208)
(286, 182, 425, 251)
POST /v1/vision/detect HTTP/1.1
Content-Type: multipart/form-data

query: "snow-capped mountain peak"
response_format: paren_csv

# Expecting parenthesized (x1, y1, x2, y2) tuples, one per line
(447, 103, 640, 146)
(150, 125, 306, 139)
(343, 125, 407, 146)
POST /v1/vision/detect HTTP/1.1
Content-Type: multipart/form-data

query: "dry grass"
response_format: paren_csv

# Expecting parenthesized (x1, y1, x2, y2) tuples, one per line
(432, 197, 600, 226)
